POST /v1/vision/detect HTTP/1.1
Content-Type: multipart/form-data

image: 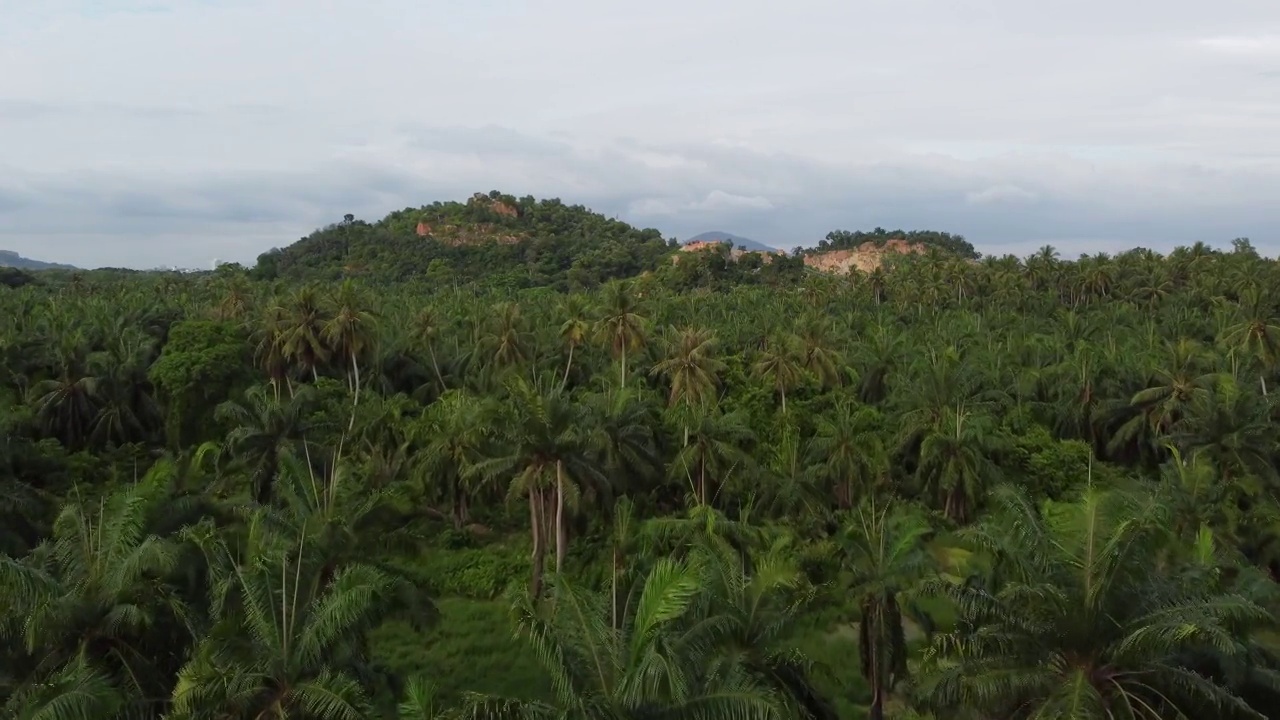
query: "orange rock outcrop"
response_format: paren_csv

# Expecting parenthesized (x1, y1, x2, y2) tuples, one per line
(804, 239, 926, 274)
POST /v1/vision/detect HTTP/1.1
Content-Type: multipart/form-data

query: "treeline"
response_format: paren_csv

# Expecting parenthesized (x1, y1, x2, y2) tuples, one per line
(3, 238, 1280, 719)
(815, 229, 979, 259)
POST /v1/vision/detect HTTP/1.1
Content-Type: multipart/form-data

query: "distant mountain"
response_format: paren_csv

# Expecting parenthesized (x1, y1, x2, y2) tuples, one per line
(0, 250, 76, 271)
(683, 231, 778, 253)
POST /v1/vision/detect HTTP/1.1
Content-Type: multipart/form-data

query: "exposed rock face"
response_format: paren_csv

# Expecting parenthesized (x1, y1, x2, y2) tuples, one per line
(467, 192, 519, 218)
(415, 220, 523, 246)
(804, 239, 926, 274)
(674, 241, 784, 265)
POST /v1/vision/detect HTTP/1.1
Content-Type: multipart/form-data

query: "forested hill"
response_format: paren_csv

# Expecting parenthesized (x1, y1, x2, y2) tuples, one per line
(253, 191, 675, 289)
(0, 250, 76, 271)
(813, 228, 979, 259)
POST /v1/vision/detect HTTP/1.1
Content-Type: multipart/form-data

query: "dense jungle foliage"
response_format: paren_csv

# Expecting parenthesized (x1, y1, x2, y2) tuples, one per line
(4, 219, 1280, 720)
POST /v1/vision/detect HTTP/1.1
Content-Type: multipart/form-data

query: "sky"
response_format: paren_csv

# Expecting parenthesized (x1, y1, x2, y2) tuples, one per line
(2, 0, 1280, 268)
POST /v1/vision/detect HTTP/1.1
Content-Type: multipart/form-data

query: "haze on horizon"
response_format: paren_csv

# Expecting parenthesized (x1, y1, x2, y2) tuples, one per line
(2, 0, 1279, 269)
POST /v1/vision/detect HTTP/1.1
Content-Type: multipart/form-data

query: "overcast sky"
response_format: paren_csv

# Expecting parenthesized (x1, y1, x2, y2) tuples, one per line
(2, 0, 1280, 268)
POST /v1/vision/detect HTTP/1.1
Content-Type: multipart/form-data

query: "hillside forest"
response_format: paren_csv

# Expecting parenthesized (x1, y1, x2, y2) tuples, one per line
(4, 194, 1280, 720)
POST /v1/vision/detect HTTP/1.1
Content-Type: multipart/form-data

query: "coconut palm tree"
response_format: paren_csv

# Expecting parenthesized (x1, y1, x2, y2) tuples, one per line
(472, 380, 605, 596)
(595, 281, 646, 390)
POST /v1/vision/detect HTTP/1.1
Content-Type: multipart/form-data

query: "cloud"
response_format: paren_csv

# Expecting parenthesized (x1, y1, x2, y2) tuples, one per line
(965, 185, 1039, 205)
(1197, 34, 1280, 56)
(1, 0, 1279, 267)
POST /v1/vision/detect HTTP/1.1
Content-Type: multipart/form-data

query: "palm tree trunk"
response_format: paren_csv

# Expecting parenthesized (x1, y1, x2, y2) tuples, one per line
(555, 461, 566, 575)
(346, 350, 361, 433)
(428, 344, 446, 389)
(1261, 373, 1268, 398)
(780, 385, 786, 414)
(611, 547, 619, 631)
(867, 609, 885, 720)
(560, 345, 575, 392)
(620, 345, 627, 390)
(699, 455, 707, 507)
(530, 488, 545, 598)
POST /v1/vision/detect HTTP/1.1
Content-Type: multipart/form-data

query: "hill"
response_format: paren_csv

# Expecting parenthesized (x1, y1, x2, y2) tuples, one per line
(0, 250, 76, 271)
(683, 231, 777, 253)
(254, 191, 675, 289)
(811, 228, 978, 259)
(800, 228, 979, 275)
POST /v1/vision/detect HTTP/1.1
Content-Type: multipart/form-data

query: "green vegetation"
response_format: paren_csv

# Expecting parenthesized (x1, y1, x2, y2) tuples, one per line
(3, 194, 1280, 720)
(254, 191, 674, 289)
(814, 229, 979, 259)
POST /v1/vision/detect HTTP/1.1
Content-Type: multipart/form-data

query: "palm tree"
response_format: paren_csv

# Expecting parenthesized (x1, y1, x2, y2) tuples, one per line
(410, 307, 449, 391)
(458, 548, 805, 720)
(669, 406, 755, 508)
(472, 380, 604, 596)
(914, 407, 1000, 524)
(0, 475, 190, 720)
(274, 286, 331, 382)
(651, 326, 726, 412)
(1221, 286, 1280, 397)
(918, 484, 1276, 720)
(753, 334, 806, 413)
(809, 400, 889, 510)
(322, 280, 378, 419)
(211, 384, 319, 505)
(169, 514, 401, 720)
(557, 295, 591, 391)
(412, 390, 492, 529)
(595, 281, 646, 390)
(841, 500, 933, 720)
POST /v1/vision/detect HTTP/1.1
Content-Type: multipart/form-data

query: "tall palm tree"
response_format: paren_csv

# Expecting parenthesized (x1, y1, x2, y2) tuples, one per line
(274, 286, 332, 383)
(753, 334, 806, 414)
(1221, 286, 1280, 397)
(322, 280, 378, 417)
(669, 406, 755, 508)
(557, 295, 591, 392)
(472, 380, 605, 596)
(595, 281, 646, 390)
(651, 326, 726, 412)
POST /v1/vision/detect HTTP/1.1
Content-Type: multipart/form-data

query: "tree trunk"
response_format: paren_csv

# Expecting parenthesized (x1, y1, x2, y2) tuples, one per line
(620, 345, 627, 390)
(555, 461, 566, 575)
(530, 488, 545, 598)
(561, 345, 575, 392)
(868, 609, 885, 720)
(780, 386, 786, 414)
(1262, 373, 1269, 398)
(611, 548, 619, 631)
(428, 344, 446, 389)
(347, 350, 361, 433)
(699, 456, 707, 507)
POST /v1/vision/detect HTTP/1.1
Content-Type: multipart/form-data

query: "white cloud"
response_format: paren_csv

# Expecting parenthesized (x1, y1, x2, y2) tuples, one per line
(1, 0, 1279, 267)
